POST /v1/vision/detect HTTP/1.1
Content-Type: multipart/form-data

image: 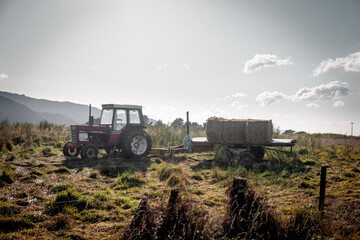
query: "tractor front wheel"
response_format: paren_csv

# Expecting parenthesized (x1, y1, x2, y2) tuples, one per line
(81, 143, 98, 159)
(63, 142, 79, 157)
(122, 130, 152, 158)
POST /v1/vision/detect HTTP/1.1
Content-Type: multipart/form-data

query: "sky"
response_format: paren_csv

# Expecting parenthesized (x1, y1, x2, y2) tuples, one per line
(0, 0, 360, 135)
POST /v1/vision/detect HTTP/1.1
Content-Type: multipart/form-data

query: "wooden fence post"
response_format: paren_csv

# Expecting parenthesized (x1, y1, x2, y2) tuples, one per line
(319, 166, 328, 212)
(186, 111, 190, 135)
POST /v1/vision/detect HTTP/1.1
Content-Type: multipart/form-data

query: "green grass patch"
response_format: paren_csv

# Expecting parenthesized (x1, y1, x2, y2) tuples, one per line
(45, 190, 88, 215)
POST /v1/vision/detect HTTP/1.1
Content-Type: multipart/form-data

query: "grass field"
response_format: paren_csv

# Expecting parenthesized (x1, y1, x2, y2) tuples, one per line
(0, 121, 359, 239)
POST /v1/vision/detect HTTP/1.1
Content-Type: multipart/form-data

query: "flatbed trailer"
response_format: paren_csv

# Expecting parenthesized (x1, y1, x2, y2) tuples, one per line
(191, 137, 296, 166)
(192, 137, 296, 151)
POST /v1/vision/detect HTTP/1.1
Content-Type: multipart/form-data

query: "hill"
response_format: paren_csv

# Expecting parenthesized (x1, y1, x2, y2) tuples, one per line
(0, 91, 101, 124)
(0, 96, 76, 125)
(0, 96, 44, 124)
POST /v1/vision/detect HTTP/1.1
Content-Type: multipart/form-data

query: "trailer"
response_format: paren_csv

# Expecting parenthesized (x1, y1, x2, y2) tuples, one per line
(190, 137, 296, 166)
(151, 112, 296, 166)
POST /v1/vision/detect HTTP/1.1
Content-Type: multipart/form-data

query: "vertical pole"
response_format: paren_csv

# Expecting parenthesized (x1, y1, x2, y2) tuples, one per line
(351, 122, 353, 136)
(89, 104, 92, 126)
(186, 111, 189, 135)
(319, 166, 328, 212)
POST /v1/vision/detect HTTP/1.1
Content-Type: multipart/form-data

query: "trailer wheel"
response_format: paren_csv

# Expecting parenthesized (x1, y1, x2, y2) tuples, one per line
(239, 151, 256, 168)
(122, 130, 152, 158)
(251, 147, 265, 159)
(81, 143, 98, 159)
(215, 148, 233, 164)
(63, 142, 79, 157)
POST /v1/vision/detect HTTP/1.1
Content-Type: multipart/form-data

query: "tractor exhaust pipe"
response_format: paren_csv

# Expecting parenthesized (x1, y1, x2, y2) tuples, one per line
(89, 104, 94, 126)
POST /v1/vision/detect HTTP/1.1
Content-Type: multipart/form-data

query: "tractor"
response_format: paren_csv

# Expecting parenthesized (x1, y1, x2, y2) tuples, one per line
(63, 104, 152, 159)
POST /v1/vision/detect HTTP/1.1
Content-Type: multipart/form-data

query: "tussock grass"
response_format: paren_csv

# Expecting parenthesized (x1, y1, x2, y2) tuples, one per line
(45, 190, 88, 215)
(158, 163, 183, 181)
(0, 216, 34, 233)
(0, 121, 359, 239)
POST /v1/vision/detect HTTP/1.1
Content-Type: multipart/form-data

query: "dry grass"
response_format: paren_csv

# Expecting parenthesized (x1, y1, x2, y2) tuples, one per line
(0, 122, 359, 239)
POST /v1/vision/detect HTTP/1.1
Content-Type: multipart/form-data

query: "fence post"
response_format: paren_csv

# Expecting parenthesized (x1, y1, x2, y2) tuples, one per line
(186, 111, 190, 135)
(319, 166, 328, 212)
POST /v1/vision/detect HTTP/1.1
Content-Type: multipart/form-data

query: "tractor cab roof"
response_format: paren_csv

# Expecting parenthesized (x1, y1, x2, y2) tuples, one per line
(102, 104, 142, 110)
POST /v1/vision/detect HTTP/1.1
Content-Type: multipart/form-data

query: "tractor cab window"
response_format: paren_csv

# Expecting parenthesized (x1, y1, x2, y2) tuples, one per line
(100, 109, 113, 125)
(114, 109, 127, 130)
(129, 110, 141, 124)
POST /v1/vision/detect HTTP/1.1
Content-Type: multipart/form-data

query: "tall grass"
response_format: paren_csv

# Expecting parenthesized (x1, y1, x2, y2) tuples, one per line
(0, 120, 69, 155)
(147, 125, 205, 148)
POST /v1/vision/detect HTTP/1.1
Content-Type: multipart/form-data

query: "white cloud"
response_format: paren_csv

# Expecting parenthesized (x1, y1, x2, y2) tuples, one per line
(157, 64, 168, 70)
(333, 100, 345, 108)
(157, 64, 190, 72)
(313, 51, 360, 76)
(256, 91, 288, 107)
(0, 73, 8, 80)
(231, 101, 249, 110)
(306, 103, 320, 108)
(173, 64, 190, 72)
(223, 92, 247, 100)
(256, 81, 350, 106)
(292, 81, 350, 101)
(243, 54, 293, 73)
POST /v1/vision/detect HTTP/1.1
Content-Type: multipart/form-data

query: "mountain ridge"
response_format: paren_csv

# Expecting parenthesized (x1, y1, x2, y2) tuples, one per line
(0, 91, 101, 125)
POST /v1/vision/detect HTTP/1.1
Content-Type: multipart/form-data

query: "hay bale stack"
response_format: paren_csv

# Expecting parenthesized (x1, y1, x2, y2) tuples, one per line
(222, 119, 247, 143)
(206, 117, 224, 142)
(206, 117, 273, 143)
(246, 119, 273, 143)
(206, 117, 247, 143)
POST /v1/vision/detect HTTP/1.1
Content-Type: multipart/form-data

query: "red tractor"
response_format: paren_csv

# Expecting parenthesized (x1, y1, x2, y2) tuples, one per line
(63, 104, 152, 159)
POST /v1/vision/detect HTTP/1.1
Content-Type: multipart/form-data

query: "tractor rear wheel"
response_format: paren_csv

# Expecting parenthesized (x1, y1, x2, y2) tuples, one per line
(122, 130, 151, 158)
(81, 143, 98, 159)
(63, 142, 79, 157)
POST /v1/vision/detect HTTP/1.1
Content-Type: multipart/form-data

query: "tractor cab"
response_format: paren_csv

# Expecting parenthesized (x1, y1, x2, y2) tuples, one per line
(63, 104, 151, 159)
(100, 104, 145, 131)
